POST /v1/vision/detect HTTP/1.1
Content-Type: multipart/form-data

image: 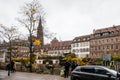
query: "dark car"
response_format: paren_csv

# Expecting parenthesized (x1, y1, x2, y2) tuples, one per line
(71, 65, 120, 80)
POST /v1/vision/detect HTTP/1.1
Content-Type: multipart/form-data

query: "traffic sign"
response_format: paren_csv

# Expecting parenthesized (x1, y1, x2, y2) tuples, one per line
(102, 53, 111, 61)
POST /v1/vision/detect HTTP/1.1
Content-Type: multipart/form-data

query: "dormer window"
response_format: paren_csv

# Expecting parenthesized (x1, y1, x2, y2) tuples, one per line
(78, 39, 80, 41)
(83, 38, 86, 41)
(73, 39, 76, 42)
(94, 33, 101, 37)
(87, 37, 90, 40)
(116, 30, 119, 34)
(102, 32, 110, 36)
(111, 31, 114, 34)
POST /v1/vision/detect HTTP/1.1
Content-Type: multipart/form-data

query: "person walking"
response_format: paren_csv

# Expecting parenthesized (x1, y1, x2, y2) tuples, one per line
(6, 62, 11, 76)
(64, 61, 70, 78)
(11, 60, 15, 72)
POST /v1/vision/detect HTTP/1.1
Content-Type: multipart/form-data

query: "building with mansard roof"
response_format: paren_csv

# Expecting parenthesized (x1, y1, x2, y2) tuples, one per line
(90, 25, 120, 58)
(36, 37, 72, 64)
(41, 37, 72, 56)
(71, 35, 90, 58)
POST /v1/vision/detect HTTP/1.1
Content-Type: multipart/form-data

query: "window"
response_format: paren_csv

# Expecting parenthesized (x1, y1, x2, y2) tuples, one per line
(76, 43, 79, 47)
(76, 49, 79, 53)
(98, 46, 100, 50)
(56, 61, 58, 64)
(78, 39, 80, 41)
(106, 39, 109, 43)
(95, 67, 108, 75)
(111, 39, 113, 42)
(102, 32, 110, 36)
(111, 45, 113, 49)
(73, 39, 76, 42)
(111, 31, 114, 34)
(116, 38, 118, 42)
(83, 38, 86, 41)
(74, 67, 80, 71)
(55, 51, 57, 54)
(94, 33, 101, 37)
(72, 49, 76, 53)
(81, 67, 95, 73)
(73, 44, 75, 47)
(99, 40, 101, 44)
(107, 45, 109, 49)
(39, 61, 41, 64)
(95, 47, 97, 50)
(86, 48, 89, 52)
(80, 49, 82, 52)
(103, 46, 105, 50)
(87, 37, 90, 40)
(102, 40, 104, 43)
(116, 45, 118, 49)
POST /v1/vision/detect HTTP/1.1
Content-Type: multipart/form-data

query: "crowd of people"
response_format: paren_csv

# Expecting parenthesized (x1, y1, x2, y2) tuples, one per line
(64, 60, 78, 78)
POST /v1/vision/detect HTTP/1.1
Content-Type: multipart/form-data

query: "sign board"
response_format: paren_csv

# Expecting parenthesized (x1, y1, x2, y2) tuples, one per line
(102, 53, 111, 61)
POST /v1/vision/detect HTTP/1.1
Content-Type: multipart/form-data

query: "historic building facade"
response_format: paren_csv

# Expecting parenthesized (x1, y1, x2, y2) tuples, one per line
(1, 15, 120, 63)
(41, 37, 72, 56)
(36, 37, 72, 64)
(9, 39, 30, 58)
(0, 39, 30, 62)
(90, 25, 120, 58)
(71, 35, 90, 58)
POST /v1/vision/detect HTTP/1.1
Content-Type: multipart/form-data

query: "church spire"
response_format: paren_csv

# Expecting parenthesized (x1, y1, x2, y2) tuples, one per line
(37, 16, 44, 46)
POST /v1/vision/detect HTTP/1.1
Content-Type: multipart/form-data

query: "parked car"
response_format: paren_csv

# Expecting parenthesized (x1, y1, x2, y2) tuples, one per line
(71, 65, 120, 80)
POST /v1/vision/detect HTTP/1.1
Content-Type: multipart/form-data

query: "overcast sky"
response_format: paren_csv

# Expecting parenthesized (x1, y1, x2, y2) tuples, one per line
(0, 0, 120, 43)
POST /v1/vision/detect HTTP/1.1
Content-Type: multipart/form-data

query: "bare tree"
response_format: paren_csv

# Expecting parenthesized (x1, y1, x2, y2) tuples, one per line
(0, 25, 18, 41)
(17, 0, 46, 72)
(0, 24, 18, 76)
(44, 27, 56, 39)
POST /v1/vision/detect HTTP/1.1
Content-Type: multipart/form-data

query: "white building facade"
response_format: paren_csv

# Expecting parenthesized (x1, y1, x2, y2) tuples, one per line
(48, 49, 71, 56)
(71, 35, 90, 58)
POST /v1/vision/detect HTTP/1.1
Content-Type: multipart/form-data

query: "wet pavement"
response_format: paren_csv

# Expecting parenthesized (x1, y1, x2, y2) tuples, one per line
(0, 70, 70, 80)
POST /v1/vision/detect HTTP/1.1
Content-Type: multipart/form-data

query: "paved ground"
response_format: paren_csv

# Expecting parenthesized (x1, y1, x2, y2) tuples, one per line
(0, 70, 70, 80)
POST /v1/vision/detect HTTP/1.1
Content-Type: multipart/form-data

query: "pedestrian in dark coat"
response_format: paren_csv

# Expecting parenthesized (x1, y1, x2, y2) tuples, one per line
(64, 61, 71, 78)
(6, 62, 11, 76)
(11, 61, 15, 72)
(6, 63, 11, 71)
